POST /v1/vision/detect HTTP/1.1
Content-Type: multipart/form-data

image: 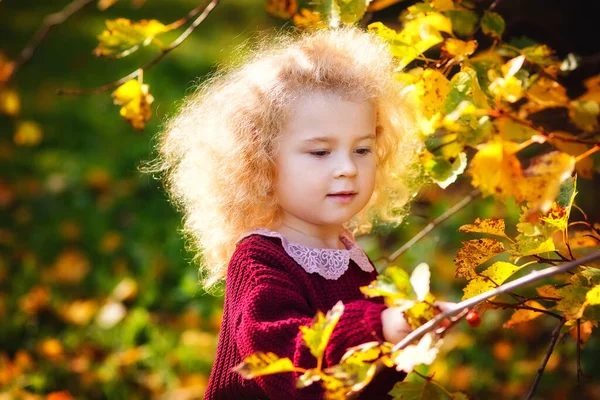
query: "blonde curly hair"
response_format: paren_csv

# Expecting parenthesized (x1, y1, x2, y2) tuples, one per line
(144, 25, 423, 292)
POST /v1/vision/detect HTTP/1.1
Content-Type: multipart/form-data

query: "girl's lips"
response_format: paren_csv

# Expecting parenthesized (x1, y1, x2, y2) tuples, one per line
(327, 193, 357, 203)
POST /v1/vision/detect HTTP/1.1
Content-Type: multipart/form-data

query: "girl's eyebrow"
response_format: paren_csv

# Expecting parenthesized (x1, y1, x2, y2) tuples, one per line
(302, 134, 376, 144)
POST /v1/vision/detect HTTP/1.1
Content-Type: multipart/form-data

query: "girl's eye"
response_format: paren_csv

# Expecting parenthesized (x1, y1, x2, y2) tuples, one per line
(310, 150, 330, 157)
(356, 148, 372, 155)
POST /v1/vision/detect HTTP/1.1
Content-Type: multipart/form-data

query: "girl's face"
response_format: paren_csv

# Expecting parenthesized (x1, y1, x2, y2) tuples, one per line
(274, 91, 377, 234)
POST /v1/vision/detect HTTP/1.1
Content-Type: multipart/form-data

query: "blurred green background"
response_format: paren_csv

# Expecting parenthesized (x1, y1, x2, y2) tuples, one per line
(1, 0, 599, 399)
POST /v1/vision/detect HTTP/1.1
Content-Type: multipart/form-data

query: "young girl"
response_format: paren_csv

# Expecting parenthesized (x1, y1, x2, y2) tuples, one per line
(151, 26, 424, 399)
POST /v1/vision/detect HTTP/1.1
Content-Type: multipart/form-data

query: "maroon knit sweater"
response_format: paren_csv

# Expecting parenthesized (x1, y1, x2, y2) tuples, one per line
(204, 233, 406, 399)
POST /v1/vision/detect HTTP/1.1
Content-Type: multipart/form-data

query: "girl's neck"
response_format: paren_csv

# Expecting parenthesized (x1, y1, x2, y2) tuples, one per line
(274, 220, 345, 250)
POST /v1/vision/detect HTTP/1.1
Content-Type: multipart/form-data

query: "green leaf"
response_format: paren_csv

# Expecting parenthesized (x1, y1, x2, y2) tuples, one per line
(462, 261, 523, 300)
(389, 378, 441, 399)
(522, 45, 555, 67)
(422, 151, 467, 189)
(337, 0, 371, 24)
(511, 237, 555, 258)
(443, 67, 490, 114)
(445, 9, 479, 37)
(233, 352, 296, 379)
(300, 301, 344, 362)
(481, 11, 505, 38)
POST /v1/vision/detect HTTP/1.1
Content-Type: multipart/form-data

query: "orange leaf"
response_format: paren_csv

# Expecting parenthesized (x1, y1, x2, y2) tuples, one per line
(503, 301, 547, 328)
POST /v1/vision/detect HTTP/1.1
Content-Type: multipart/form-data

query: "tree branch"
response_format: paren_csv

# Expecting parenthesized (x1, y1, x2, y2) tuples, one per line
(5, 0, 95, 84)
(349, 251, 600, 399)
(525, 318, 566, 400)
(487, 300, 562, 319)
(376, 187, 481, 269)
(56, 0, 220, 96)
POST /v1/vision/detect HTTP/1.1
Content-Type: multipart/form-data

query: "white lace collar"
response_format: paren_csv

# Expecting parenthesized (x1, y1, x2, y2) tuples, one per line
(237, 227, 374, 280)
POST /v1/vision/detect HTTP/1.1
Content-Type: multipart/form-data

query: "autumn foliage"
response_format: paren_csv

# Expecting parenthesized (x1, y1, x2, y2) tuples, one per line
(1, 0, 600, 399)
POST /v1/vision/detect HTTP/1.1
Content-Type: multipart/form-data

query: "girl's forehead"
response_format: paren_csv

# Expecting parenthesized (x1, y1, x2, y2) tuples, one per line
(280, 92, 377, 140)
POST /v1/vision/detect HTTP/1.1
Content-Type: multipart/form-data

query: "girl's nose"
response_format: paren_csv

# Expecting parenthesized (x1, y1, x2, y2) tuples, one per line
(334, 154, 358, 178)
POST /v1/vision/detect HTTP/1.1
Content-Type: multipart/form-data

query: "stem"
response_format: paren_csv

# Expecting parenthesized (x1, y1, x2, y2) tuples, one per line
(56, 0, 220, 95)
(525, 318, 566, 400)
(575, 145, 600, 163)
(377, 188, 481, 268)
(6, 0, 95, 83)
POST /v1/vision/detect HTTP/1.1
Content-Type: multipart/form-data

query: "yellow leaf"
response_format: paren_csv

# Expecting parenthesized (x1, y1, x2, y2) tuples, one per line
(576, 73, 600, 102)
(13, 121, 42, 146)
(233, 352, 296, 379)
(454, 238, 506, 279)
(569, 100, 599, 133)
(462, 261, 523, 300)
(112, 79, 154, 130)
(266, 0, 298, 19)
(539, 203, 570, 232)
(585, 285, 600, 306)
(468, 140, 524, 201)
(404, 299, 436, 329)
(548, 131, 593, 179)
(431, 0, 454, 11)
(458, 217, 509, 239)
(300, 301, 344, 362)
(493, 116, 538, 142)
(443, 38, 477, 60)
(0, 87, 20, 116)
(520, 151, 575, 213)
(340, 341, 392, 365)
(503, 301, 547, 328)
(527, 77, 568, 107)
(94, 18, 171, 57)
(414, 69, 451, 135)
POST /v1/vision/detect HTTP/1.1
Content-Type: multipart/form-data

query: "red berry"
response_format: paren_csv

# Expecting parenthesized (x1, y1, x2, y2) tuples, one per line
(466, 309, 481, 328)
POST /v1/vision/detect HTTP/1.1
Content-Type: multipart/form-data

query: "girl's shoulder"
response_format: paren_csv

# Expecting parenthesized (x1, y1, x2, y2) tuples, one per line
(230, 230, 288, 266)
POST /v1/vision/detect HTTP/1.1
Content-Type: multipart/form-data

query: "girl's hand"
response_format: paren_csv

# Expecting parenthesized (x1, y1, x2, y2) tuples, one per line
(380, 301, 458, 344)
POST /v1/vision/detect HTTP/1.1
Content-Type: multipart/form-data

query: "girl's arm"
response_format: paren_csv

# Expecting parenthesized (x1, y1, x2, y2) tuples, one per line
(235, 274, 389, 399)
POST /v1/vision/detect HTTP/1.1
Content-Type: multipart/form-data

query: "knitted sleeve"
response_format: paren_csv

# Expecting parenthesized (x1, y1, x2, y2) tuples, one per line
(233, 256, 388, 398)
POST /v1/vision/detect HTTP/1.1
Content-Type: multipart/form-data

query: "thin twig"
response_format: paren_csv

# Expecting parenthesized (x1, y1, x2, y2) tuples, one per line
(348, 251, 600, 399)
(376, 188, 481, 269)
(56, 0, 220, 95)
(525, 318, 566, 400)
(6, 0, 95, 83)
(487, 300, 562, 319)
